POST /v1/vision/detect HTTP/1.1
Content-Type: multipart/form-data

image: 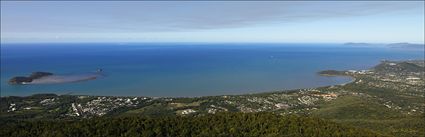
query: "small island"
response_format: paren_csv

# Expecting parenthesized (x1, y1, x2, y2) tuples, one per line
(8, 72, 53, 85)
(317, 70, 347, 76)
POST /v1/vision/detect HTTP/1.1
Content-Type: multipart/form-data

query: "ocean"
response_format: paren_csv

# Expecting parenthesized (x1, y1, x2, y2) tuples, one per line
(1, 43, 423, 97)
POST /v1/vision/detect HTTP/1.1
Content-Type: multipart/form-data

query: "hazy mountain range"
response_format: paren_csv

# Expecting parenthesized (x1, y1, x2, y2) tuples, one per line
(344, 42, 424, 49)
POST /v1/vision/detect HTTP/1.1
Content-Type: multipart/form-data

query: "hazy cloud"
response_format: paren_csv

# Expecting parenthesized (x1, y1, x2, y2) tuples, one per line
(1, 1, 423, 33)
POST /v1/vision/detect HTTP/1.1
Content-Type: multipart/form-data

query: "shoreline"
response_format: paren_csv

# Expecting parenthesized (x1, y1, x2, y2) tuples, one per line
(318, 72, 356, 86)
(338, 77, 356, 86)
(1, 71, 357, 98)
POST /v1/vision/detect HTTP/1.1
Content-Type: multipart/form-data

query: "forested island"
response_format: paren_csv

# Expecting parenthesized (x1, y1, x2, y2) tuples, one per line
(1, 60, 424, 137)
(8, 72, 53, 85)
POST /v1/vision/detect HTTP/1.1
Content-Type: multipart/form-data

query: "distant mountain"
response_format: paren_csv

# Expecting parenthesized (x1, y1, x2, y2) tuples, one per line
(344, 42, 424, 49)
(343, 42, 378, 47)
(386, 42, 424, 49)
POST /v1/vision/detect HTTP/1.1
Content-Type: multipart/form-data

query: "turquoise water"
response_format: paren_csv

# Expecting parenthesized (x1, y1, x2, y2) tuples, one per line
(1, 43, 423, 97)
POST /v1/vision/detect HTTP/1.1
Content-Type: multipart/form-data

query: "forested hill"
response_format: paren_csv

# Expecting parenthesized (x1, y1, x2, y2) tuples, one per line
(0, 112, 386, 137)
(373, 60, 423, 74)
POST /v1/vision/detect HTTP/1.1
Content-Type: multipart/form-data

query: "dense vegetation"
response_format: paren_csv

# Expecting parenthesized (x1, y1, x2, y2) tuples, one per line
(317, 70, 347, 76)
(0, 112, 386, 137)
(373, 61, 423, 73)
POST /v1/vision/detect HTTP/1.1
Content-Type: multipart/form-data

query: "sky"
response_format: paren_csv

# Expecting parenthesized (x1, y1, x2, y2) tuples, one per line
(1, 1, 424, 43)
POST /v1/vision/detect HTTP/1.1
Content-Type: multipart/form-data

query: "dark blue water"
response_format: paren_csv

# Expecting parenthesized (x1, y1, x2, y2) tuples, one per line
(1, 43, 423, 97)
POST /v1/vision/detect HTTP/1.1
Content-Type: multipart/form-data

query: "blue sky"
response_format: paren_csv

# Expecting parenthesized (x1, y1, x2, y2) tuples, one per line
(1, 1, 424, 43)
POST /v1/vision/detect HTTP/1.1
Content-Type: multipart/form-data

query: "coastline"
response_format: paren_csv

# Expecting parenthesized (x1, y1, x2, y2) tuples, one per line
(2, 60, 424, 137)
(3, 59, 422, 98)
(338, 77, 356, 86)
(1, 70, 356, 98)
(3, 43, 424, 97)
(318, 72, 356, 86)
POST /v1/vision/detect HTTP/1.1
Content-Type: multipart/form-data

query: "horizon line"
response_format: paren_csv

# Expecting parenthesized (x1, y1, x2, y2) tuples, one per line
(1, 41, 424, 45)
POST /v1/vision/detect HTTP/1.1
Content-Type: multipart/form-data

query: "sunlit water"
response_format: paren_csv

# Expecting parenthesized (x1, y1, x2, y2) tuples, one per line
(1, 43, 423, 97)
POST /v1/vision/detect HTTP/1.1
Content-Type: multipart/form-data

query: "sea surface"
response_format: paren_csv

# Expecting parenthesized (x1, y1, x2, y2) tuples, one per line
(1, 43, 423, 97)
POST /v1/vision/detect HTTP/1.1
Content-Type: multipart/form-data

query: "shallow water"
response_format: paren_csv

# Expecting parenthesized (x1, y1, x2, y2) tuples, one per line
(28, 73, 102, 84)
(1, 43, 423, 97)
